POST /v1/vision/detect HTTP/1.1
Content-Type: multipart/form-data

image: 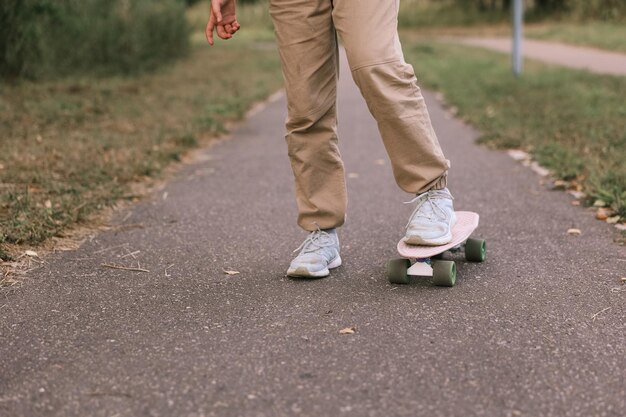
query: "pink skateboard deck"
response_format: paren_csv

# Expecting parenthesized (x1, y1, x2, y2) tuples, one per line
(398, 211, 479, 259)
(387, 211, 485, 287)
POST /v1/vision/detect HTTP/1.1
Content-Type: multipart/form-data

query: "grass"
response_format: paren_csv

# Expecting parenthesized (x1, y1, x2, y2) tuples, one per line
(0, 2, 282, 246)
(525, 22, 626, 53)
(396, 1, 626, 53)
(398, 0, 508, 29)
(402, 38, 626, 218)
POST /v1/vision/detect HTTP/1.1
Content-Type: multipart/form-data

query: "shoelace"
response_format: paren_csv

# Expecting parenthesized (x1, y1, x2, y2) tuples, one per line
(293, 229, 336, 254)
(404, 189, 453, 229)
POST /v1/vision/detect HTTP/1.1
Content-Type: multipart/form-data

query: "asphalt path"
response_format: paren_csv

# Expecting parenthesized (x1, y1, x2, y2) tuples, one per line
(1, 49, 625, 417)
(455, 37, 626, 75)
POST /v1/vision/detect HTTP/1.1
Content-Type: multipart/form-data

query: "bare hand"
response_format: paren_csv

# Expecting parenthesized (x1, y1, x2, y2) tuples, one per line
(206, 0, 241, 46)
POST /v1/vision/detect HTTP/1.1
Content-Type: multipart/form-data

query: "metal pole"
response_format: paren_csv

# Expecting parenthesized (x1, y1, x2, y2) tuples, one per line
(512, 0, 523, 76)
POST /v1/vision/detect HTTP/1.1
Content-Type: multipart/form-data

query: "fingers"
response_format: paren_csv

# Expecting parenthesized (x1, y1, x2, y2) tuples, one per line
(205, 3, 222, 46)
(205, 17, 215, 45)
(224, 20, 240, 36)
(206, 4, 241, 46)
(211, 1, 223, 24)
(216, 24, 231, 40)
(206, 20, 238, 45)
(216, 21, 240, 40)
(223, 22, 240, 35)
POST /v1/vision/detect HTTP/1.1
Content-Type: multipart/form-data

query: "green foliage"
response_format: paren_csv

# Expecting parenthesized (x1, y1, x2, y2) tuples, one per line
(404, 40, 626, 217)
(398, 0, 626, 28)
(534, 143, 584, 180)
(399, 0, 509, 28)
(0, 0, 190, 80)
(526, 22, 626, 53)
(589, 170, 626, 217)
(530, 0, 626, 20)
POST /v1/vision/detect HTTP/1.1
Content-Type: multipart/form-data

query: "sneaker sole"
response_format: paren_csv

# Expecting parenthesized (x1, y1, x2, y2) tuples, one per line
(287, 255, 342, 278)
(403, 214, 457, 246)
(403, 234, 452, 246)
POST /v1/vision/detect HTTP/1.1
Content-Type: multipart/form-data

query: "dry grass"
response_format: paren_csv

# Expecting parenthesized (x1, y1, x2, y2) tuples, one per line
(0, 28, 282, 255)
(1, 1, 283, 287)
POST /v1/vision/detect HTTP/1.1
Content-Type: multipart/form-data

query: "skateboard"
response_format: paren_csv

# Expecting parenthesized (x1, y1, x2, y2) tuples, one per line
(387, 211, 486, 287)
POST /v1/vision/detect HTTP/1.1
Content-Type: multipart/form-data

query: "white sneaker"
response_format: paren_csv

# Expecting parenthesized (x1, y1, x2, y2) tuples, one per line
(403, 188, 456, 246)
(287, 229, 341, 278)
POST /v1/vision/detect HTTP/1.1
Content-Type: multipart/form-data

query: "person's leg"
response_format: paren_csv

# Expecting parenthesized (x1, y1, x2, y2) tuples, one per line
(332, 0, 449, 194)
(332, 0, 455, 245)
(269, 0, 344, 277)
(269, 0, 347, 232)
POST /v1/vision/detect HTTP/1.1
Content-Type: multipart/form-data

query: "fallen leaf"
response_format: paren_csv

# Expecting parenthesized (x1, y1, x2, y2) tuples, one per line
(339, 327, 356, 335)
(615, 223, 626, 231)
(568, 190, 586, 199)
(606, 216, 621, 225)
(593, 199, 606, 207)
(552, 180, 569, 190)
(571, 201, 581, 206)
(44, 200, 52, 209)
(507, 150, 530, 161)
(620, 277, 626, 284)
(567, 228, 582, 236)
(596, 210, 609, 220)
(223, 270, 240, 276)
(25, 250, 39, 257)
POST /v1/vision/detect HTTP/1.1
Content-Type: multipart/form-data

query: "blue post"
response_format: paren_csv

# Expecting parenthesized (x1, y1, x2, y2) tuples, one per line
(512, 0, 523, 76)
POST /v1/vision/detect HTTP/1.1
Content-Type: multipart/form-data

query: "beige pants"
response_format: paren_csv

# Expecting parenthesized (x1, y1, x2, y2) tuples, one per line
(269, 0, 450, 231)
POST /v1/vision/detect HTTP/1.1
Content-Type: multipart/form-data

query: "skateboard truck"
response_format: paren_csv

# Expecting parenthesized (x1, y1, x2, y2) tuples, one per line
(407, 260, 434, 277)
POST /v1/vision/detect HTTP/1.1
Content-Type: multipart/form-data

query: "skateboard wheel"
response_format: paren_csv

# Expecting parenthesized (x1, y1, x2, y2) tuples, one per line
(465, 238, 486, 262)
(432, 260, 456, 287)
(387, 258, 410, 284)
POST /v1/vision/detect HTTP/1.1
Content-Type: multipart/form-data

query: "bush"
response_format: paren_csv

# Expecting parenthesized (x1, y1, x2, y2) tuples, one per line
(0, 0, 190, 80)
(398, 0, 626, 28)
(563, 0, 626, 20)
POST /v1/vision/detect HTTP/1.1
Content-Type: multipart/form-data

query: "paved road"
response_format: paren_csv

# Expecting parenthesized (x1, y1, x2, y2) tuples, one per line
(455, 37, 626, 75)
(1, 50, 625, 417)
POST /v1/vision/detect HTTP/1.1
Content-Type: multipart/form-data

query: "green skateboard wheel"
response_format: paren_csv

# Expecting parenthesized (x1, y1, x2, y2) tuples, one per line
(387, 258, 411, 284)
(465, 238, 486, 262)
(432, 260, 456, 287)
